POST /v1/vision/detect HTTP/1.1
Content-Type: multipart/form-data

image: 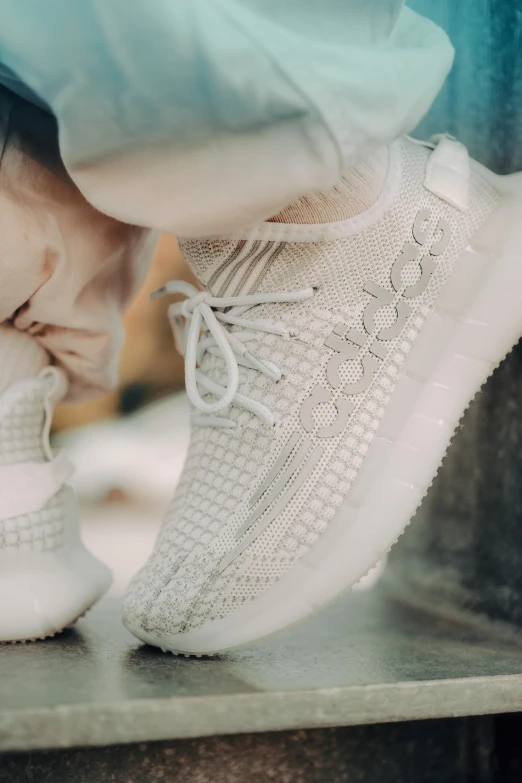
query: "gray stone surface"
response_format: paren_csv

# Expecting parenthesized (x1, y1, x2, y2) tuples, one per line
(2, 591, 522, 753)
(0, 717, 496, 783)
(387, 1, 522, 634)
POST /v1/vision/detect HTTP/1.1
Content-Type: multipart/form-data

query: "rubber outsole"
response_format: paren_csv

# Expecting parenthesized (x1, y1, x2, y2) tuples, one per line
(0, 609, 89, 645)
(0, 534, 111, 643)
(125, 167, 522, 656)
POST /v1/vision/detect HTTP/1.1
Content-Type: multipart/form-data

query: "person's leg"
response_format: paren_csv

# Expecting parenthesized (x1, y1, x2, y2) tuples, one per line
(0, 87, 155, 642)
(4, 1, 513, 654)
(0, 89, 156, 401)
(0, 0, 453, 236)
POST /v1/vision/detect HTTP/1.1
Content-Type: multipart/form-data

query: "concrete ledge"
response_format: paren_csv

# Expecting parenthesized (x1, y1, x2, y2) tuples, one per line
(2, 592, 522, 752)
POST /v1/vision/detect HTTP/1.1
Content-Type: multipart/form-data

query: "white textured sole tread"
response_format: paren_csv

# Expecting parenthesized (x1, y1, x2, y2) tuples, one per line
(0, 543, 111, 643)
(0, 610, 89, 645)
(125, 168, 522, 656)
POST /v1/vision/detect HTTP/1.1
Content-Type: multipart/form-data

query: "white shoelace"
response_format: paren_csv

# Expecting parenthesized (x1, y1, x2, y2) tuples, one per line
(152, 281, 314, 428)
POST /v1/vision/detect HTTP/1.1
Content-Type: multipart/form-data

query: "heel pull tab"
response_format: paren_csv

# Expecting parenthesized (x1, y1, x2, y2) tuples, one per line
(424, 135, 469, 212)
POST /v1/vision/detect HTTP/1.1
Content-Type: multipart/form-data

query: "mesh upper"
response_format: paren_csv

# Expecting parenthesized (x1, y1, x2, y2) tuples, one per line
(124, 138, 499, 634)
(0, 376, 66, 551)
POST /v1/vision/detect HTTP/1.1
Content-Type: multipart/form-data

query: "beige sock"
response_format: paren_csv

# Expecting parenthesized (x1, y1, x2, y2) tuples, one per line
(269, 147, 388, 224)
(0, 326, 50, 395)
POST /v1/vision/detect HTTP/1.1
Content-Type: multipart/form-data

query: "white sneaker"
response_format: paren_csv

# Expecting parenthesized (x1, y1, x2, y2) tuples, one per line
(0, 368, 111, 642)
(123, 135, 522, 655)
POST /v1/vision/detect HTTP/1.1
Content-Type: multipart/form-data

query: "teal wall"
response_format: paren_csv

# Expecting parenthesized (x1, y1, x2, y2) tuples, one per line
(410, 1, 522, 172)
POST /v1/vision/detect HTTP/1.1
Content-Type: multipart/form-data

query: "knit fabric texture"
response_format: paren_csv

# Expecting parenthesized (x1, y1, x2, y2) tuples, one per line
(0, 375, 66, 551)
(268, 148, 388, 224)
(124, 138, 499, 635)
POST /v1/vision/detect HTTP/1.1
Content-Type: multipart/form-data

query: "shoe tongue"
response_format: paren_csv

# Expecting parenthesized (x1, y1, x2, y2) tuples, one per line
(179, 238, 286, 297)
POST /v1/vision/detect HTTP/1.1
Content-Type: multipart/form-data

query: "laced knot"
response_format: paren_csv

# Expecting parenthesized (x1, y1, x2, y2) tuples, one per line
(152, 280, 314, 428)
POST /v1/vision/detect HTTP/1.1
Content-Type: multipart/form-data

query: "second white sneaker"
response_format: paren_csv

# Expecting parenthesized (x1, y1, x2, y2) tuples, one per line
(124, 135, 522, 654)
(0, 368, 111, 642)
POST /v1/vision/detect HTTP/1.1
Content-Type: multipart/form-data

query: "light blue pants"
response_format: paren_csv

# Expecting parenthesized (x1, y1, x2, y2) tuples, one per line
(0, 1, 454, 396)
(0, 0, 453, 236)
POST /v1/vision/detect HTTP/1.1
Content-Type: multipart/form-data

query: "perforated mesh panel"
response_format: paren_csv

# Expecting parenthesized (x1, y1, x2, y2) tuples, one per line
(0, 377, 65, 551)
(0, 379, 47, 466)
